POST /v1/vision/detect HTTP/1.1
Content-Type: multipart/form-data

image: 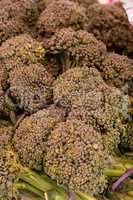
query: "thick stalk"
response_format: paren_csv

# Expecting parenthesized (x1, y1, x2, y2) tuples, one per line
(105, 157, 133, 177)
(105, 165, 129, 177)
(115, 156, 133, 165)
(19, 160, 132, 200)
(15, 182, 44, 198)
(124, 196, 133, 200)
(20, 167, 82, 200)
(20, 191, 43, 200)
(20, 167, 55, 192)
(128, 191, 133, 197)
(77, 191, 97, 200)
(105, 169, 127, 177)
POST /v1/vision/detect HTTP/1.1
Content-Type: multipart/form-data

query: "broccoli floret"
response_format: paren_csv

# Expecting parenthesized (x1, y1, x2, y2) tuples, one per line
(67, 86, 128, 153)
(13, 105, 66, 170)
(8, 63, 54, 113)
(44, 28, 107, 70)
(53, 67, 128, 152)
(0, 0, 39, 44)
(0, 0, 38, 25)
(0, 125, 67, 200)
(44, 119, 108, 195)
(0, 145, 61, 200)
(86, 3, 133, 56)
(37, 0, 88, 35)
(0, 19, 26, 46)
(101, 53, 133, 96)
(53, 67, 108, 108)
(0, 34, 45, 72)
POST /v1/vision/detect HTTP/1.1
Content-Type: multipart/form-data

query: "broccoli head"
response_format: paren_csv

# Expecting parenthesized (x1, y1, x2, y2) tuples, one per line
(0, 19, 26, 46)
(86, 3, 133, 55)
(0, 0, 38, 24)
(67, 85, 128, 153)
(0, 0, 39, 44)
(13, 105, 66, 170)
(53, 67, 107, 108)
(44, 28, 107, 69)
(101, 53, 133, 96)
(0, 145, 54, 200)
(37, 0, 88, 35)
(0, 34, 45, 72)
(44, 119, 108, 195)
(8, 63, 54, 113)
(53, 67, 129, 152)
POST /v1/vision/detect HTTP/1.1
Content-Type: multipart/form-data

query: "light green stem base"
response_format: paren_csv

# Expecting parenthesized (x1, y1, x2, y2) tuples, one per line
(15, 182, 44, 198)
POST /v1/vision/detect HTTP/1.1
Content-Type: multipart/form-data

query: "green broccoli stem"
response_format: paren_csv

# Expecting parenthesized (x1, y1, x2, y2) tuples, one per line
(19, 167, 96, 200)
(15, 182, 44, 198)
(41, 174, 96, 200)
(105, 155, 133, 177)
(19, 167, 76, 199)
(77, 191, 97, 200)
(19, 167, 57, 192)
(107, 190, 133, 200)
(128, 191, 133, 197)
(115, 156, 133, 165)
(105, 168, 127, 177)
(19, 156, 133, 200)
(105, 165, 133, 177)
(19, 190, 44, 200)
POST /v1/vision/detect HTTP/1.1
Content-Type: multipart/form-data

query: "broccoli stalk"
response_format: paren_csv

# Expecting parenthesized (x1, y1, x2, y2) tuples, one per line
(107, 191, 133, 200)
(19, 163, 133, 200)
(18, 143, 133, 200)
(19, 168, 80, 200)
(0, 148, 57, 200)
(1, 148, 133, 200)
(0, 147, 81, 200)
(105, 156, 133, 177)
(15, 181, 44, 198)
(13, 116, 133, 199)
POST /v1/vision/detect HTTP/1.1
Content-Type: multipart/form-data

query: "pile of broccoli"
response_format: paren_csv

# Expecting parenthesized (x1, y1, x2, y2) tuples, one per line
(0, 0, 133, 200)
